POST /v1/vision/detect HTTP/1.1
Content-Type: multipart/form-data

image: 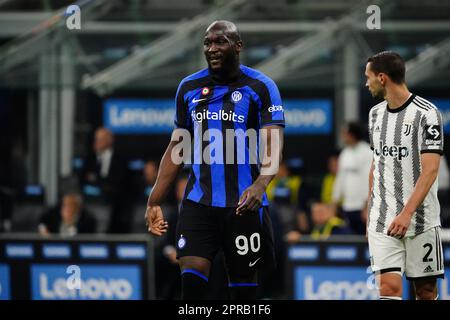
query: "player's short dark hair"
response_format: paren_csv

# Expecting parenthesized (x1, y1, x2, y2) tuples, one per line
(367, 51, 405, 84)
(345, 122, 364, 141)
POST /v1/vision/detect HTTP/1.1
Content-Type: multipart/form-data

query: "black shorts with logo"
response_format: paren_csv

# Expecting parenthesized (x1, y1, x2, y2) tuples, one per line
(175, 199, 275, 278)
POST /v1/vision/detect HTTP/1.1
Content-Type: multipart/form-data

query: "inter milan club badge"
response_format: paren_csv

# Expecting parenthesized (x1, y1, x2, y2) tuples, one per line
(231, 90, 242, 102)
(201, 87, 210, 96)
(178, 235, 186, 249)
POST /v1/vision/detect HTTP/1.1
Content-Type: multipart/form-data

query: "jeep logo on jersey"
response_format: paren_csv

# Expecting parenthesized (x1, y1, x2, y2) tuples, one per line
(231, 91, 242, 102)
(374, 141, 409, 160)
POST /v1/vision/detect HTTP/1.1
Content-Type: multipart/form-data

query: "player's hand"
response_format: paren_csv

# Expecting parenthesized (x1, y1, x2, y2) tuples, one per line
(236, 183, 265, 215)
(145, 205, 168, 236)
(387, 211, 412, 239)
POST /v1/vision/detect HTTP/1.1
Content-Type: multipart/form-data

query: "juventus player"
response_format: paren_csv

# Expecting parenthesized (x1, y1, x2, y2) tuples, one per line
(366, 51, 444, 300)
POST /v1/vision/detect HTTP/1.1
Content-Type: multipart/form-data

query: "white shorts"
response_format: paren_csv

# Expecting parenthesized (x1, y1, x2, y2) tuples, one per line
(368, 227, 445, 279)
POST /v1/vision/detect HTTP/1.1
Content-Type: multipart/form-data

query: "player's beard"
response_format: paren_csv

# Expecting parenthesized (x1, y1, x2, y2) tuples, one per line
(371, 84, 386, 100)
(209, 53, 239, 82)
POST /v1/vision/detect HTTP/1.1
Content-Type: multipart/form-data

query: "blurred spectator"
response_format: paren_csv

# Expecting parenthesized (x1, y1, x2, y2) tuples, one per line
(266, 161, 310, 234)
(439, 155, 450, 227)
(38, 193, 96, 237)
(266, 160, 311, 295)
(135, 159, 175, 205)
(0, 138, 26, 232)
(320, 153, 339, 204)
(80, 127, 130, 233)
(0, 187, 14, 232)
(310, 201, 352, 240)
(333, 122, 372, 234)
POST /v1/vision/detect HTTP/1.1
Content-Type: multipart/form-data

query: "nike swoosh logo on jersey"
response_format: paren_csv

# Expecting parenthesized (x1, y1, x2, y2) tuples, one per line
(249, 257, 261, 267)
(192, 98, 207, 103)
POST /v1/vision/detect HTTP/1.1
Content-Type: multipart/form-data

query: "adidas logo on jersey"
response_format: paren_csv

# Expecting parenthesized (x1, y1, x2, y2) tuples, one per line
(424, 265, 434, 273)
(374, 141, 409, 160)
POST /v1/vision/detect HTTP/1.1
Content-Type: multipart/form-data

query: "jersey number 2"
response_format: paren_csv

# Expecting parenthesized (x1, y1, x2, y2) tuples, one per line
(423, 243, 434, 262)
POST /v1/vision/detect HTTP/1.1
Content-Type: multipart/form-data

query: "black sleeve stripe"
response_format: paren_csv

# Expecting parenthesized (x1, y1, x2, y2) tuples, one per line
(243, 75, 274, 124)
(420, 150, 443, 155)
(416, 96, 437, 110)
(414, 98, 431, 111)
(378, 267, 402, 275)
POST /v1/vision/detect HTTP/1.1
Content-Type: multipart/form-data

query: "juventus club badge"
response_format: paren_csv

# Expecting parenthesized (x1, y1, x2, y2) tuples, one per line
(403, 123, 412, 136)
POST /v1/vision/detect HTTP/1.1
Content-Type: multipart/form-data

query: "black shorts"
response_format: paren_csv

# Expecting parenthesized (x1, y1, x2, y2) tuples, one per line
(175, 199, 275, 277)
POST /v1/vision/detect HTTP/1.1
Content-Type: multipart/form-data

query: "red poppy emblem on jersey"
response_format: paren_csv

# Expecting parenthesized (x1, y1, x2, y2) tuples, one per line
(201, 87, 210, 95)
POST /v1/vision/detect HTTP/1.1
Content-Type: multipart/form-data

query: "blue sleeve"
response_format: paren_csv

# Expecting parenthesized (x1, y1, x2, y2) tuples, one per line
(259, 78, 285, 127)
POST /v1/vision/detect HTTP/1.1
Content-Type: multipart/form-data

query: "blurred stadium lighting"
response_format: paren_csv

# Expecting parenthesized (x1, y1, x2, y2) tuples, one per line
(0, 0, 117, 72)
(82, 0, 246, 96)
(406, 38, 450, 86)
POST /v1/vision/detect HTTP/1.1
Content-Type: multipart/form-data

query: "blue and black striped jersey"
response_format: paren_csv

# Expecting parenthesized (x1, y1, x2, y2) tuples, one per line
(174, 64, 285, 207)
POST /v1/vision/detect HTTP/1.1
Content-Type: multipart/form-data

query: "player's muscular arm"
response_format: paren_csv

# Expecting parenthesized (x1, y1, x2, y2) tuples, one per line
(145, 135, 184, 235)
(388, 153, 440, 238)
(236, 125, 284, 214)
(148, 139, 184, 206)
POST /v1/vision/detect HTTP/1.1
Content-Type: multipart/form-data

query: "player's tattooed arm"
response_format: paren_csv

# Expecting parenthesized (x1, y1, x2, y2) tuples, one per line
(236, 125, 284, 214)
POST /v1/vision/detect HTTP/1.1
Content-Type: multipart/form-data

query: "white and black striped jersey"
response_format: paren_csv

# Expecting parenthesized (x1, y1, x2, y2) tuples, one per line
(368, 94, 444, 237)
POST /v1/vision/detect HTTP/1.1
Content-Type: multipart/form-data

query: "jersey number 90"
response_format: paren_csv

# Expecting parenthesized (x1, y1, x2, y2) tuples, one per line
(235, 233, 260, 255)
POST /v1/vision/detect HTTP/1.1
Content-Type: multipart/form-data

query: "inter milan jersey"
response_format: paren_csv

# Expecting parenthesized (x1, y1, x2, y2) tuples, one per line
(174, 64, 285, 207)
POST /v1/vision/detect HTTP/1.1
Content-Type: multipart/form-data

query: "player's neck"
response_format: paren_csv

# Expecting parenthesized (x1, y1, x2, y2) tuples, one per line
(385, 85, 411, 109)
(210, 62, 241, 83)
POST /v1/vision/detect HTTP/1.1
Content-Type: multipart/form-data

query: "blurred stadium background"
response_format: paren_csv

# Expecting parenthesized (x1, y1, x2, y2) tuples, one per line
(0, 0, 450, 300)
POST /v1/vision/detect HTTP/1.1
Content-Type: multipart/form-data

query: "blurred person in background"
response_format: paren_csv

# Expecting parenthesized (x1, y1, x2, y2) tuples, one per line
(266, 161, 306, 233)
(80, 127, 130, 233)
(333, 122, 372, 234)
(267, 158, 312, 242)
(285, 201, 352, 243)
(320, 153, 339, 204)
(310, 201, 351, 240)
(38, 192, 96, 237)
